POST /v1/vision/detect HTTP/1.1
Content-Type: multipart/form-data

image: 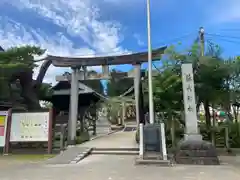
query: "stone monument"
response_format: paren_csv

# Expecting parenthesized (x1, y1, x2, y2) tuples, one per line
(174, 63, 219, 165)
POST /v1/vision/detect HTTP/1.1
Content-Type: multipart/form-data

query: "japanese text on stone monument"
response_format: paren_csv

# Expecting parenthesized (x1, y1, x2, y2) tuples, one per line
(181, 64, 198, 134)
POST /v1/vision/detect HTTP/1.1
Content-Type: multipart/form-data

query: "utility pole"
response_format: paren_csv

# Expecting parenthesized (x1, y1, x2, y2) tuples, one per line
(199, 27, 205, 56)
(146, 0, 154, 124)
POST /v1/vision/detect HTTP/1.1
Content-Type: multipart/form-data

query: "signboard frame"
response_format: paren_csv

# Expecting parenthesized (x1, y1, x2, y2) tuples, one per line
(0, 111, 9, 149)
(4, 109, 53, 154)
(10, 112, 50, 142)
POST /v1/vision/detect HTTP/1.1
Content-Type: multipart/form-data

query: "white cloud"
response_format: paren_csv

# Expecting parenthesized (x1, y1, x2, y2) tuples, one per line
(133, 33, 145, 46)
(0, 16, 94, 84)
(101, 0, 140, 4)
(0, 0, 129, 84)
(11, 0, 127, 54)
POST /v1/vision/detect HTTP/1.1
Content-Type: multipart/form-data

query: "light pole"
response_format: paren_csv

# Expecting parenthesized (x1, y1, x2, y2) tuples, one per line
(199, 27, 204, 56)
(146, 0, 154, 124)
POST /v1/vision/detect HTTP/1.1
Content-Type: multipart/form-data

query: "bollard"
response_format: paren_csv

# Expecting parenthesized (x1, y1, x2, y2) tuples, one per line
(225, 126, 230, 150)
(139, 123, 144, 156)
(160, 123, 167, 161)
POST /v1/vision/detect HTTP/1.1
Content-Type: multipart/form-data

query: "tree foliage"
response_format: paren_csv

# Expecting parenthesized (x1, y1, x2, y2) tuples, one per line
(84, 70, 104, 94)
(106, 69, 133, 97)
(148, 41, 240, 136)
(0, 45, 46, 109)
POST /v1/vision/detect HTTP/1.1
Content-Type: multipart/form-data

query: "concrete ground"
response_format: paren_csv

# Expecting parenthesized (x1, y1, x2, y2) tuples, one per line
(45, 131, 138, 164)
(1, 129, 240, 179)
(1, 154, 240, 180)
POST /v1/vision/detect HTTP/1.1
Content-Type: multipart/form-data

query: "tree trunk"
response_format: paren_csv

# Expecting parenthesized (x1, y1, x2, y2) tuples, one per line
(18, 70, 40, 110)
(36, 60, 52, 85)
(79, 107, 87, 133)
(139, 80, 145, 124)
(233, 106, 239, 123)
(211, 104, 216, 146)
(223, 101, 233, 121)
(170, 114, 176, 148)
(196, 102, 201, 114)
(234, 106, 240, 138)
(204, 100, 211, 140)
(204, 100, 211, 128)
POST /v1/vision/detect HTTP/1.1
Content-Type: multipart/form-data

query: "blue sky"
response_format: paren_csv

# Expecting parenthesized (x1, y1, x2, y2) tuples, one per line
(0, 0, 240, 83)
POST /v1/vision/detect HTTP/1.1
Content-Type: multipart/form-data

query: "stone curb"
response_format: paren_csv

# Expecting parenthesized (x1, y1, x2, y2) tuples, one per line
(135, 156, 174, 167)
(89, 130, 120, 141)
(91, 151, 138, 156)
(69, 148, 92, 164)
(68, 130, 120, 164)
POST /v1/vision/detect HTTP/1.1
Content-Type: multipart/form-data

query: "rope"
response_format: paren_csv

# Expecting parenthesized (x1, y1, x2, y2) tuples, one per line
(90, 84, 134, 101)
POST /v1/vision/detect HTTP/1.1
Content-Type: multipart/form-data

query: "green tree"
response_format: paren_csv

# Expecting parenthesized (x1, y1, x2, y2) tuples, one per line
(0, 45, 46, 109)
(84, 70, 104, 94)
(107, 69, 133, 96)
(38, 83, 53, 100)
(163, 43, 230, 127)
(140, 41, 240, 147)
(150, 68, 183, 147)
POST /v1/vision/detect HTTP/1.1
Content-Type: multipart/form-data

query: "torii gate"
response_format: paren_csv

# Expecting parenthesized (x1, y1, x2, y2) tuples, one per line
(43, 47, 166, 145)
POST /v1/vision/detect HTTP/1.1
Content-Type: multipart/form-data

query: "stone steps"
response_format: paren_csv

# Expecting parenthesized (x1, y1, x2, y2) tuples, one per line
(135, 157, 172, 166)
(91, 147, 139, 155)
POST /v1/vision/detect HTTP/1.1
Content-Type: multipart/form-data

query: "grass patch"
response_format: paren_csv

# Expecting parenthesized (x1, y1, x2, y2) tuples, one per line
(0, 154, 55, 161)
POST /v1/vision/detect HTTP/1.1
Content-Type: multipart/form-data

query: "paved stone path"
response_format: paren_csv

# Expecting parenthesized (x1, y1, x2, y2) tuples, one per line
(95, 116, 111, 136)
(2, 123, 240, 179)
(46, 128, 137, 165)
(1, 155, 240, 180)
(1, 129, 240, 179)
(79, 131, 138, 149)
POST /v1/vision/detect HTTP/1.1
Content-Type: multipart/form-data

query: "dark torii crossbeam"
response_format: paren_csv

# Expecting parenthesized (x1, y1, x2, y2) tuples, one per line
(45, 47, 166, 67)
(44, 46, 167, 145)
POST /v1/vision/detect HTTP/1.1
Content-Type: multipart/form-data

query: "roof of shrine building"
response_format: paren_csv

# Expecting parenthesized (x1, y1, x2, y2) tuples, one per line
(44, 46, 167, 67)
(51, 81, 107, 100)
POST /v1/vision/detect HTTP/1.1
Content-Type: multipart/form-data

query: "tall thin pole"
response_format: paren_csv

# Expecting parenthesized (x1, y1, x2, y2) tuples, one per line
(199, 27, 205, 56)
(147, 0, 154, 124)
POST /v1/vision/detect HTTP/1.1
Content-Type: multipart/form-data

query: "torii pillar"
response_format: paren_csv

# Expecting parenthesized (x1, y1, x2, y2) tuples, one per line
(134, 64, 141, 125)
(68, 67, 85, 145)
(133, 63, 145, 125)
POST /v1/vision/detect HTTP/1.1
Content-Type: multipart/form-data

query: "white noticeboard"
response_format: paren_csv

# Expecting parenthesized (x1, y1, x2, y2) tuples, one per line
(10, 112, 49, 142)
(181, 64, 198, 134)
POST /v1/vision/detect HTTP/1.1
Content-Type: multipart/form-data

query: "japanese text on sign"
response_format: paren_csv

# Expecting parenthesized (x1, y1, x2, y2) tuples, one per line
(10, 112, 49, 142)
(181, 64, 197, 117)
(181, 64, 199, 135)
(183, 73, 195, 113)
